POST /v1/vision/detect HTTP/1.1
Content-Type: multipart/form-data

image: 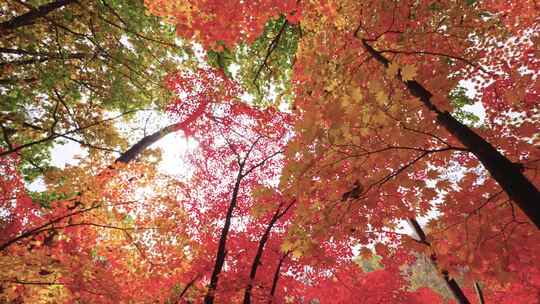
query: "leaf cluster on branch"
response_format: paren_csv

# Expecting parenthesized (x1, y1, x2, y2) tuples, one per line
(1, 0, 539, 303)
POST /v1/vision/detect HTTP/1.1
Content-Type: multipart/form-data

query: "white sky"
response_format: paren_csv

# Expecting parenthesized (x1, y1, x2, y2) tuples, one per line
(26, 111, 199, 192)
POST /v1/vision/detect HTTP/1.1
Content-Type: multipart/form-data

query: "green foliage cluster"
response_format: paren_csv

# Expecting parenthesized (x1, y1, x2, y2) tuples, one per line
(0, 0, 189, 180)
(449, 87, 481, 126)
(207, 16, 300, 107)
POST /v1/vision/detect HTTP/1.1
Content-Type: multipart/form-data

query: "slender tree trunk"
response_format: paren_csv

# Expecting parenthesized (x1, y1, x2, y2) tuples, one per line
(268, 252, 289, 304)
(175, 275, 199, 302)
(363, 40, 540, 229)
(204, 170, 243, 304)
(243, 201, 294, 304)
(474, 281, 485, 304)
(115, 122, 183, 163)
(0, 0, 77, 36)
(442, 271, 471, 304)
(407, 218, 471, 304)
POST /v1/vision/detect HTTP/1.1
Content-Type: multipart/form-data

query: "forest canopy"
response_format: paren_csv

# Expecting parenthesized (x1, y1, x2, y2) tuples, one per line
(1, 0, 539, 303)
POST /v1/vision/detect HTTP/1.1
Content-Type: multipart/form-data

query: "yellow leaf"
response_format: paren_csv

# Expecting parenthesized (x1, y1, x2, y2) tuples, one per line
(359, 127, 369, 137)
(401, 64, 417, 81)
(386, 62, 400, 77)
(375, 90, 388, 105)
(250, 204, 264, 218)
(389, 102, 400, 115)
(340, 94, 351, 107)
(368, 80, 383, 94)
(351, 87, 363, 102)
(281, 240, 293, 253)
(334, 15, 346, 30)
(373, 111, 388, 125)
(325, 79, 338, 92)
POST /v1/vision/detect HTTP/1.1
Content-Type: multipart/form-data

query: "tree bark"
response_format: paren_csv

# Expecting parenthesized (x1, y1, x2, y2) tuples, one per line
(203, 169, 243, 304)
(0, 0, 77, 36)
(115, 122, 182, 163)
(474, 281, 485, 304)
(268, 252, 289, 303)
(176, 276, 199, 302)
(407, 218, 471, 304)
(243, 201, 294, 304)
(363, 40, 540, 229)
(442, 271, 471, 304)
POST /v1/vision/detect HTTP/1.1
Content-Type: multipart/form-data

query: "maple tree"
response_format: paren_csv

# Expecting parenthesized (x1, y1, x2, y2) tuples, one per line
(2, 0, 540, 303)
(164, 67, 295, 303)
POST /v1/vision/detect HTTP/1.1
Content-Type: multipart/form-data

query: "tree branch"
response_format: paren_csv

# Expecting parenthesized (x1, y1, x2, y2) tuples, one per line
(243, 200, 295, 304)
(407, 218, 471, 304)
(359, 37, 540, 229)
(253, 20, 288, 83)
(0, 0, 77, 36)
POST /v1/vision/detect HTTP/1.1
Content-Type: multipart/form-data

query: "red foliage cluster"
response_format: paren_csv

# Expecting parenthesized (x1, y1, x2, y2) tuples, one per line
(145, 0, 300, 49)
(0, 153, 39, 246)
(2, 0, 540, 303)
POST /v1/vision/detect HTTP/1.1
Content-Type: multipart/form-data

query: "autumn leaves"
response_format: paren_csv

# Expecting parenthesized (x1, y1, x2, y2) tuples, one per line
(1, 0, 539, 302)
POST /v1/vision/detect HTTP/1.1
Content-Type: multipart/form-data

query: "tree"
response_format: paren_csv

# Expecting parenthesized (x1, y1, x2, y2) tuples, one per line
(278, 0, 538, 299)
(1, 0, 187, 180)
(2, 0, 539, 303)
(164, 67, 293, 303)
(154, 0, 539, 300)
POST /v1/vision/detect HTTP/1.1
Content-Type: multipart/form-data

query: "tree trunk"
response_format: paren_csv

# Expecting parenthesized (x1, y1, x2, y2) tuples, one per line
(363, 40, 540, 229)
(204, 170, 243, 304)
(474, 281, 485, 304)
(243, 201, 293, 304)
(115, 122, 182, 163)
(407, 218, 471, 304)
(442, 271, 471, 304)
(268, 252, 288, 304)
